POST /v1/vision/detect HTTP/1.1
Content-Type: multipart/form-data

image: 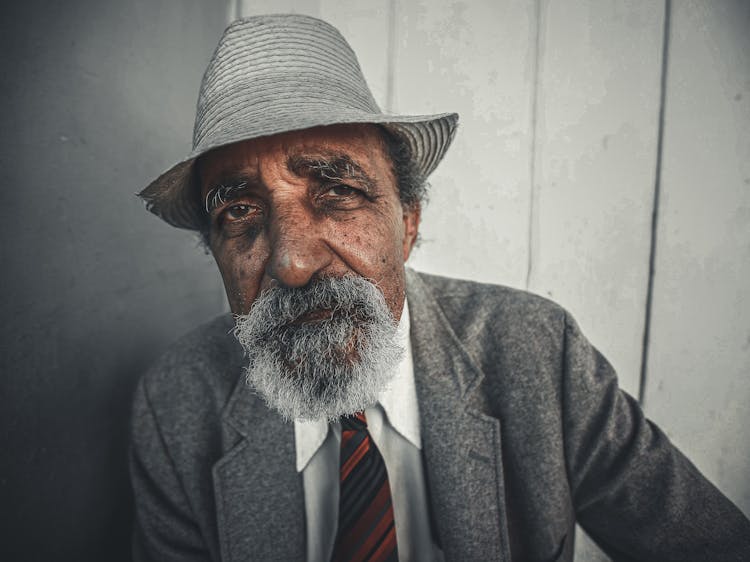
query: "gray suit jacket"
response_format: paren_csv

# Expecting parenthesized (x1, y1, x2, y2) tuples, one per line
(130, 269, 750, 561)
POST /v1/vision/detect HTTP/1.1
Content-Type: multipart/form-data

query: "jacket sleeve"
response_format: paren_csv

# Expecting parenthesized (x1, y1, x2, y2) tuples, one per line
(130, 378, 213, 562)
(561, 312, 750, 561)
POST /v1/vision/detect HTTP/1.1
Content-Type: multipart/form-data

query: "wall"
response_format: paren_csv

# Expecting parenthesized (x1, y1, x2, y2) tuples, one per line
(233, 0, 749, 559)
(643, 0, 750, 523)
(1, 0, 747, 560)
(0, 1, 227, 560)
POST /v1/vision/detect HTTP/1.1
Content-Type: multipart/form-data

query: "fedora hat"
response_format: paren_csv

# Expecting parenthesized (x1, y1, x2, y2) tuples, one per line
(139, 14, 459, 230)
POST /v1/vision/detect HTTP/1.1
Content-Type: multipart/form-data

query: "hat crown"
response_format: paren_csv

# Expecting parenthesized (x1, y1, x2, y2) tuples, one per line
(193, 14, 381, 153)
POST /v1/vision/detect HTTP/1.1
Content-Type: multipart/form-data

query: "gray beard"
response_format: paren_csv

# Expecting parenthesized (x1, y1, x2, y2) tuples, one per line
(232, 276, 404, 422)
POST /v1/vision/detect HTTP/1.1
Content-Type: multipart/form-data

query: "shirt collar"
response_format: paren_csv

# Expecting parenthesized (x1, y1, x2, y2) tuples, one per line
(294, 300, 421, 472)
(377, 303, 421, 449)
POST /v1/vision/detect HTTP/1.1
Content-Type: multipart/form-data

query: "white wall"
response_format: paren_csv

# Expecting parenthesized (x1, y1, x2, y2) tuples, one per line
(644, 0, 750, 526)
(232, 1, 749, 559)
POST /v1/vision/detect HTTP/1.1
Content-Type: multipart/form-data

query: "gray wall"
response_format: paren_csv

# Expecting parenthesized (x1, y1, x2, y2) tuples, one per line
(0, 1, 226, 559)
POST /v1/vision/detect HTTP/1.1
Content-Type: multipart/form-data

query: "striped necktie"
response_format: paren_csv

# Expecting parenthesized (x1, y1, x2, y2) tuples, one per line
(332, 412, 398, 562)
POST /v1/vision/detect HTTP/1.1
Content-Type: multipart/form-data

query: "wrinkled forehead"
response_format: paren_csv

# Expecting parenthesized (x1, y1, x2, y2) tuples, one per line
(196, 123, 391, 192)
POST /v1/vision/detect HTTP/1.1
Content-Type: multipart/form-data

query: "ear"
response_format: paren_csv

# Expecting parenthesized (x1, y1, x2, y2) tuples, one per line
(402, 203, 421, 261)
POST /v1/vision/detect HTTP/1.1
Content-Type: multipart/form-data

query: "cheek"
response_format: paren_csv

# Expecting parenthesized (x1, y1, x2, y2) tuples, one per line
(212, 241, 268, 314)
(377, 215, 410, 317)
(333, 212, 407, 316)
(335, 213, 404, 269)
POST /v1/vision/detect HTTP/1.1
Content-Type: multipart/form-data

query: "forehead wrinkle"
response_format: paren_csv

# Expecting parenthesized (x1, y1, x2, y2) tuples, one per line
(286, 151, 375, 190)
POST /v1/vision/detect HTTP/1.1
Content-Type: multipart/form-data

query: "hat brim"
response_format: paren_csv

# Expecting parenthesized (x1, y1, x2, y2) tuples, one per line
(138, 111, 458, 230)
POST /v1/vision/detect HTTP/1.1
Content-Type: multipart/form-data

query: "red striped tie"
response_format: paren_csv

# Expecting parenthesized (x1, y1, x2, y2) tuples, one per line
(332, 412, 398, 562)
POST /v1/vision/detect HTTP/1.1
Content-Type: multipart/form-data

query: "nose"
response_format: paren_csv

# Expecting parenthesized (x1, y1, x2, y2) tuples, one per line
(266, 211, 333, 288)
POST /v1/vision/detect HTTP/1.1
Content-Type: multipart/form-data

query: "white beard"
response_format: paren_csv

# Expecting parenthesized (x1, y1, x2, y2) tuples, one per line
(232, 276, 403, 422)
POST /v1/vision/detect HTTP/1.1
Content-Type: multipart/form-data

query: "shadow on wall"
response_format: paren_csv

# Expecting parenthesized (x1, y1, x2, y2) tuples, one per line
(0, 1, 227, 560)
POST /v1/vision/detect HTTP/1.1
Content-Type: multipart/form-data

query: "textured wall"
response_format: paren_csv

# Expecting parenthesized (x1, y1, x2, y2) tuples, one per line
(644, 0, 750, 526)
(0, 1, 227, 560)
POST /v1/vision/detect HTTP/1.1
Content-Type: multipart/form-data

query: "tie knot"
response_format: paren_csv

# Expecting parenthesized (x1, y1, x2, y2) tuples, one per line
(340, 411, 367, 431)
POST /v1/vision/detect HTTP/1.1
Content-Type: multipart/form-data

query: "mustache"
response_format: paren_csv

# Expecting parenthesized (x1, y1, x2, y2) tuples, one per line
(237, 276, 392, 333)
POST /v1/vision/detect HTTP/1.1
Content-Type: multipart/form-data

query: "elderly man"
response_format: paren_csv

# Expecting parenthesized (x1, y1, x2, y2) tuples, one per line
(130, 14, 750, 562)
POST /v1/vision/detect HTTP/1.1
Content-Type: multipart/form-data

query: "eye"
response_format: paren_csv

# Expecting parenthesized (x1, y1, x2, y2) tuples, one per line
(216, 202, 263, 230)
(328, 185, 358, 197)
(225, 204, 252, 220)
(316, 183, 371, 211)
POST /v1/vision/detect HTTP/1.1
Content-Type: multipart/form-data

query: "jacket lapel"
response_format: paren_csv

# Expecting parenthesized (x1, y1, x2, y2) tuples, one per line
(407, 269, 512, 561)
(213, 376, 306, 561)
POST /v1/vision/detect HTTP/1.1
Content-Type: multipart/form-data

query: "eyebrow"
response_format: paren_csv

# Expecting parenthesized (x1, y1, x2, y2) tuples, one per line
(286, 153, 375, 191)
(204, 176, 256, 213)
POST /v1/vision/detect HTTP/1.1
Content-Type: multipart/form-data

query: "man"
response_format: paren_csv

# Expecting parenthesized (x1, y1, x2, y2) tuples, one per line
(130, 14, 750, 562)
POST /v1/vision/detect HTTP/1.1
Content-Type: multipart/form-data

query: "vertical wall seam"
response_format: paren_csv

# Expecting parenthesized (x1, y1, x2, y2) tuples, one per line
(639, 0, 672, 407)
(385, 0, 397, 112)
(524, 0, 543, 290)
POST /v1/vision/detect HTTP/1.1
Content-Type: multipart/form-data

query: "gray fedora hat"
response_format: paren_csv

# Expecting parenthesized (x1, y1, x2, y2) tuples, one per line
(139, 14, 459, 230)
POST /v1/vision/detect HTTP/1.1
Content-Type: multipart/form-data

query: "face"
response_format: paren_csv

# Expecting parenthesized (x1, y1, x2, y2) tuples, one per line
(198, 124, 420, 321)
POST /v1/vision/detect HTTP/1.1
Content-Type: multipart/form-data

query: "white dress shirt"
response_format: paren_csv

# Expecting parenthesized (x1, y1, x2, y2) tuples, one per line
(294, 303, 443, 561)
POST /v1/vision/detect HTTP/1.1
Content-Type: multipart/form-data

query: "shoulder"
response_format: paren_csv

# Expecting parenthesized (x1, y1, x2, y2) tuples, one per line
(406, 269, 574, 398)
(133, 314, 243, 432)
(408, 269, 568, 344)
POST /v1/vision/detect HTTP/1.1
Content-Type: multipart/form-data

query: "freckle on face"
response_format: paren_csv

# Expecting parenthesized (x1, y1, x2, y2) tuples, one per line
(198, 124, 419, 319)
